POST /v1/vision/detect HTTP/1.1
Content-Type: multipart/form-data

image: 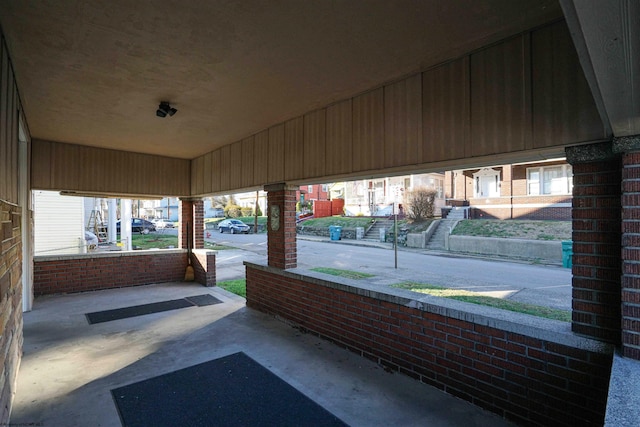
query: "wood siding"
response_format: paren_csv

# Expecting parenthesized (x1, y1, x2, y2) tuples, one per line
(31, 140, 190, 196)
(470, 36, 529, 156)
(531, 22, 606, 147)
(0, 38, 20, 204)
(385, 74, 422, 168)
(284, 117, 304, 181)
(422, 57, 469, 162)
(352, 88, 385, 172)
(304, 110, 326, 178)
(190, 20, 605, 196)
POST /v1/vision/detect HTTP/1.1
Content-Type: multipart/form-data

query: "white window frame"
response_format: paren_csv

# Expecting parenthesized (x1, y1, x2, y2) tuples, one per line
(527, 165, 573, 195)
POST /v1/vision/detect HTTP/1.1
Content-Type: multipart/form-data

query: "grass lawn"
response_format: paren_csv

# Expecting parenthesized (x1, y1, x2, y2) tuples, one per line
(301, 217, 374, 229)
(217, 279, 246, 298)
(451, 220, 571, 241)
(310, 267, 375, 280)
(130, 234, 234, 250)
(392, 282, 570, 322)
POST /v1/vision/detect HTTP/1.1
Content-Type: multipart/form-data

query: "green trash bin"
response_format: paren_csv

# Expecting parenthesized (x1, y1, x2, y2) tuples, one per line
(329, 225, 342, 241)
(561, 241, 573, 268)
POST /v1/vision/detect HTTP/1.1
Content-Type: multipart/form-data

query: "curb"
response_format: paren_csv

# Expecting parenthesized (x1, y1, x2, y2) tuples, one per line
(296, 234, 564, 267)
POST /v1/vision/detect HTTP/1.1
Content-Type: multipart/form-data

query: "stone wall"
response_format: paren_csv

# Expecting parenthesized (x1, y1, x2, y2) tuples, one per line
(296, 226, 359, 240)
(0, 201, 22, 423)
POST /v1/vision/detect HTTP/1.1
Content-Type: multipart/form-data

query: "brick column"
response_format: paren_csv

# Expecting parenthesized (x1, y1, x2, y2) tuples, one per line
(566, 142, 622, 344)
(178, 198, 204, 250)
(614, 135, 640, 360)
(265, 183, 297, 269)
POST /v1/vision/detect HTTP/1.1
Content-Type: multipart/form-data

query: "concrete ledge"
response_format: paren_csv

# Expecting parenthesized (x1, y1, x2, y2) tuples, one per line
(448, 235, 562, 261)
(245, 261, 608, 352)
(34, 248, 186, 262)
(605, 353, 640, 426)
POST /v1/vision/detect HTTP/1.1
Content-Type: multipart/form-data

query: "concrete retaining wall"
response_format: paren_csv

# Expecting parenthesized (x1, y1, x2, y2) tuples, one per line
(448, 235, 562, 261)
(406, 221, 441, 249)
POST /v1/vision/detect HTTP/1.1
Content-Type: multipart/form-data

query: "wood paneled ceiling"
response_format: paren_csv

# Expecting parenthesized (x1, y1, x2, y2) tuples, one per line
(0, 0, 561, 159)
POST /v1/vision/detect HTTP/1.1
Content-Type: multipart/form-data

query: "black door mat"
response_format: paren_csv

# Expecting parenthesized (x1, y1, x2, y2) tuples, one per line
(111, 351, 348, 427)
(85, 294, 223, 324)
(184, 294, 223, 307)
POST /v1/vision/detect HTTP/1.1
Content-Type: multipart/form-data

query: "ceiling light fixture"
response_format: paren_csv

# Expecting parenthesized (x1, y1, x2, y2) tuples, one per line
(156, 101, 177, 118)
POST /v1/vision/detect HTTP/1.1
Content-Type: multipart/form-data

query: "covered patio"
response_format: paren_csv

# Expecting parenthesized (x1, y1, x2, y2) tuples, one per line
(1, 1, 639, 426)
(12, 282, 511, 427)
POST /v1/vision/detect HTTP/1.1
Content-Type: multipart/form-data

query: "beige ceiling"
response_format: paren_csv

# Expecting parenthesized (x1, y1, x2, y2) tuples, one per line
(0, 0, 561, 159)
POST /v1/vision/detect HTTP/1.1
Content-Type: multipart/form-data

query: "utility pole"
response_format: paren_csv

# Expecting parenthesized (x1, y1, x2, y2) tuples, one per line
(254, 191, 259, 234)
(394, 202, 398, 269)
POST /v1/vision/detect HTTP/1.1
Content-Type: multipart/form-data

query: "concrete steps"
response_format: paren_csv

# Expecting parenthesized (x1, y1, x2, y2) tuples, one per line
(362, 219, 394, 242)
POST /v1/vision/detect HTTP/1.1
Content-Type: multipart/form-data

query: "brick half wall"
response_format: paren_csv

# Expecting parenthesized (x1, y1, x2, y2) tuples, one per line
(33, 249, 215, 295)
(246, 262, 613, 427)
(0, 201, 23, 423)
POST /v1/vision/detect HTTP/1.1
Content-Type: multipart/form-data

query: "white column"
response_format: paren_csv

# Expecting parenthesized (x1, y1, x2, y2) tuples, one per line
(121, 199, 133, 251)
(108, 198, 117, 243)
(19, 120, 33, 312)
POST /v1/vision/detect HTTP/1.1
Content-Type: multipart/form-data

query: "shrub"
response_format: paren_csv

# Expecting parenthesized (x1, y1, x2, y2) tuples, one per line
(224, 204, 242, 218)
(240, 207, 253, 217)
(405, 187, 437, 220)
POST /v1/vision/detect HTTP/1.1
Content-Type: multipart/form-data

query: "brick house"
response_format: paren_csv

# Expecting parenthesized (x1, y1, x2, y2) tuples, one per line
(298, 184, 329, 206)
(444, 159, 572, 220)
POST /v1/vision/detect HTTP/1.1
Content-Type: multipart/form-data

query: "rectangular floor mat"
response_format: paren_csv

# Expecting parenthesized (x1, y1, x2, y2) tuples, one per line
(85, 294, 223, 324)
(111, 351, 347, 427)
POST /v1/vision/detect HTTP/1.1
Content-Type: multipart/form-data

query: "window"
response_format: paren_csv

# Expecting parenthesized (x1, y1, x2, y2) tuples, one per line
(473, 168, 500, 198)
(435, 178, 444, 198)
(527, 165, 573, 195)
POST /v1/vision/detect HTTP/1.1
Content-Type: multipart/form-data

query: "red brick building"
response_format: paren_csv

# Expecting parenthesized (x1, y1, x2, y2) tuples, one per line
(297, 184, 329, 205)
(444, 159, 572, 220)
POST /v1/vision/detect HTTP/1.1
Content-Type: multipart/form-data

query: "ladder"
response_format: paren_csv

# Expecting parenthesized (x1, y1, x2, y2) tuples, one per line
(87, 210, 108, 243)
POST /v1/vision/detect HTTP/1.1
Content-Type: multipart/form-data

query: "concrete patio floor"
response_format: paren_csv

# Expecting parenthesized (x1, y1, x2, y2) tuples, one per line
(11, 282, 515, 427)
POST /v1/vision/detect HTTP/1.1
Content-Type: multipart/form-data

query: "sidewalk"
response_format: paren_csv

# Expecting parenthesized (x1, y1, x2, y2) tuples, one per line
(296, 234, 563, 267)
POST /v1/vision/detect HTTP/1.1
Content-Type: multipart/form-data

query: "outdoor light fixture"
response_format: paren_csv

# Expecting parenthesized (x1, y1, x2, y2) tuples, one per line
(156, 101, 177, 118)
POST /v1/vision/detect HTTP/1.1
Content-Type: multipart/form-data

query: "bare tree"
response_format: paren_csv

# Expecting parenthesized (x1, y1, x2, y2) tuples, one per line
(405, 187, 437, 220)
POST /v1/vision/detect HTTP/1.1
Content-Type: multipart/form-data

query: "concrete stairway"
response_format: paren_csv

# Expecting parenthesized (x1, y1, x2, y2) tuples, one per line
(426, 208, 467, 250)
(446, 207, 468, 220)
(363, 218, 394, 242)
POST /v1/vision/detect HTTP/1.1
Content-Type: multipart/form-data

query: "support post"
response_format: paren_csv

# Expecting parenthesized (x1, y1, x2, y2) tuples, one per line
(614, 135, 640, 360)
(566, 142, 621, 345)
(179, 198, 204, 250)
(265, 183, 297, 269)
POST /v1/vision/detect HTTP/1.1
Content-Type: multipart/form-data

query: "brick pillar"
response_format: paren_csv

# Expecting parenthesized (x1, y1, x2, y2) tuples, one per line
(614, 135, 640, 360)
(566, 142, 621, 344)
(178, 199, 192, 249)
(193, 199, 204, 249)
(178, 198, 204, 250)
(265, 183, 297, 269)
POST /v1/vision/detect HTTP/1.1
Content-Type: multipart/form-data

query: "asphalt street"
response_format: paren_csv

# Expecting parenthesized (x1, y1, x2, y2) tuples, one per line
(206, 232, 572, 311)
